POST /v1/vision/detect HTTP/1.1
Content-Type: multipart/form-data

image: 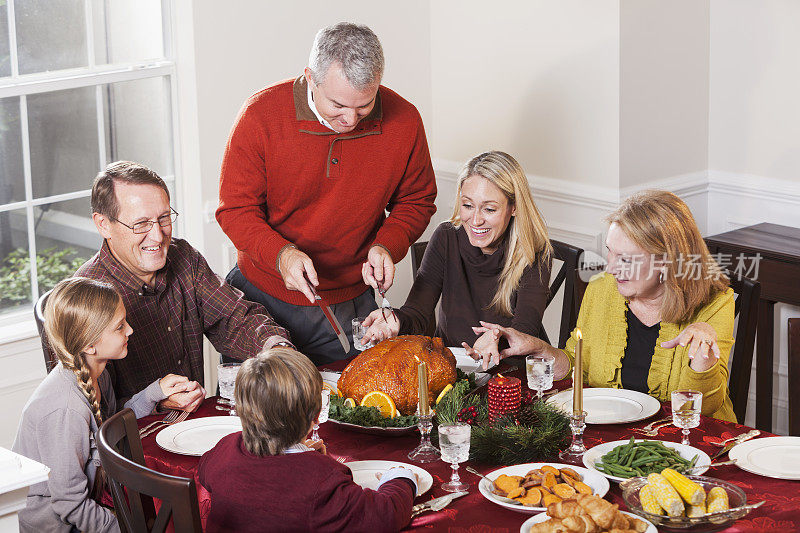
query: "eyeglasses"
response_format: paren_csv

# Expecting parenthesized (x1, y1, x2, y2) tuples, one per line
(112, 208, 179, 234)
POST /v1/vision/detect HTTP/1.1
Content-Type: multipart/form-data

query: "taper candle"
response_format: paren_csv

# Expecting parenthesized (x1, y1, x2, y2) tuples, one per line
(573, 328, 583, 415)
(418, 360, 430, 415)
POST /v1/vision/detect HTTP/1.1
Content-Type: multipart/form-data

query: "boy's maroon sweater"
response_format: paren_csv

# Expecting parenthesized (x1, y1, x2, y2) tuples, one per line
(198, 433, 415, 532)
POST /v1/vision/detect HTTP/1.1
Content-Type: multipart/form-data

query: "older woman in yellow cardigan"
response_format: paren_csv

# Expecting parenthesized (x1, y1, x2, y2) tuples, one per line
(471, 190, 736, 422)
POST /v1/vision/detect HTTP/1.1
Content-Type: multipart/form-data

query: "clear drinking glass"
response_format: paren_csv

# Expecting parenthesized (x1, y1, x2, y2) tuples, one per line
(216, 363, 241, 414)
(352, 317, 374, 351)
(526, 353, 555, 400)
(438, 423, 471, 492)
(311, 389, 331, 443)
(671, 390, 703, 445)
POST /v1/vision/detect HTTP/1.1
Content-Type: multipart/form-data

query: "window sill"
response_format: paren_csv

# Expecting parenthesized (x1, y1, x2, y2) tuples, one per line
(0, 314, 39, 346)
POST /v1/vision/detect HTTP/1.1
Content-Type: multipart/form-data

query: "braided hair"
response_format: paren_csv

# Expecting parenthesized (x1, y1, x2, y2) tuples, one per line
(44, 277, 122, 426)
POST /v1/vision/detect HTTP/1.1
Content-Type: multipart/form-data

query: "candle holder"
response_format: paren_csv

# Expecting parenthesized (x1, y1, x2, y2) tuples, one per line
(558, 410, 587, 464)
(408, 408, 440, 463)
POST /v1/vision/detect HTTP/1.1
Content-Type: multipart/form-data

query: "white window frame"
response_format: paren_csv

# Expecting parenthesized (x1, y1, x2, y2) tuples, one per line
(0, 0, 184, 330)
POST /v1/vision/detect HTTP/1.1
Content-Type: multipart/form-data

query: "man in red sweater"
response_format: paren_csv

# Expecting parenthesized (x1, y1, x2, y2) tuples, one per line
(217, 22, 436, 364)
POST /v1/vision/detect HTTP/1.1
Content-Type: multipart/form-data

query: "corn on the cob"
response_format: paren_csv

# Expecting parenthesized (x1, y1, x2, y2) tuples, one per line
(687, 503, 706, 517)
(646, 473, 685, 517)
(661, 467, 706, 505)
(707, 486, 730, 513)
(639, 484, 664, 515)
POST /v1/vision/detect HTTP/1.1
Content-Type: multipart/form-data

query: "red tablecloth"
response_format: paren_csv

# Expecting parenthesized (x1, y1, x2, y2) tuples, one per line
(138, 373, 800, 532)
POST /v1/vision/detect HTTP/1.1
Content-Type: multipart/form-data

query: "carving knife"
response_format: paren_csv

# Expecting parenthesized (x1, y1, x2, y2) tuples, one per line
(304, 275, 350, 353)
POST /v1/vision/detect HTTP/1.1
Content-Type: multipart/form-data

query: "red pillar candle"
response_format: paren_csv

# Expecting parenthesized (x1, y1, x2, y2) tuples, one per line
(487, 375, 521, 423)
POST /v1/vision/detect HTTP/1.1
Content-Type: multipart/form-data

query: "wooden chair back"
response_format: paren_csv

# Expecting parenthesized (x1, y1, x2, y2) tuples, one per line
(727, 276, 761, 424)
(33, 289, 58, 373)
(97, 409, 202, 533)
(788, 318, 800, 436)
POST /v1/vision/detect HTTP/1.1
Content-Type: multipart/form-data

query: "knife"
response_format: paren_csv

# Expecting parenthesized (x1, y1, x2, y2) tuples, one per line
(304, 274, 350, 353)
(411, 490, 469, 517)
(711, 429, 760, 461)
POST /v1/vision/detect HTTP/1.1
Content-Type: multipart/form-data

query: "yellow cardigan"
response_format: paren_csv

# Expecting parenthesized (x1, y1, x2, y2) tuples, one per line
(563, 273, 736, 422)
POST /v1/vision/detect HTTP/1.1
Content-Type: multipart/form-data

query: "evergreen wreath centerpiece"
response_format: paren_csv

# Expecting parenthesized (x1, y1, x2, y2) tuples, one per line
(436, 377, 572, 464)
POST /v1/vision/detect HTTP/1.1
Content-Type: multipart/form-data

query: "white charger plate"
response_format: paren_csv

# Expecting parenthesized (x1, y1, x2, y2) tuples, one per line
(728, 436, 800, 480)
(449, 346, 497, 374)
(582, 439, 711, 483)
(520, 509, 656, 533)
(155, 416, 242, 456)
(546, 388, 661, 424)
(345, 460, 433, 496)
(477, 462, 610, 514)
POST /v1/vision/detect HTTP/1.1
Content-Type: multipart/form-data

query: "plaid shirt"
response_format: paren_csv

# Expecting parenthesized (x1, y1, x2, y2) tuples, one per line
(75, 238, 291, 402)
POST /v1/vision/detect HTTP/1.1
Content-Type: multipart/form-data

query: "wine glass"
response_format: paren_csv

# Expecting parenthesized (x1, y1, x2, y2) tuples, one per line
(671, 390, 702, 445)
(311, 389, 331, 443)
(216, 363, 241, 415)
(526, 353, 555, 400)
(438, 423, 471, 492)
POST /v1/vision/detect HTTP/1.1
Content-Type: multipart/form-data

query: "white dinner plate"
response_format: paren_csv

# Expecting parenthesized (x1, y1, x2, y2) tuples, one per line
(583, 439, 711, 483)
(345, 460, 433, 496)
(546, 388, 661, 424)
(156, 416, 242, 456)
(477, 462, 610, 515)
(728, 436, 800, 480)
(520, 509, 656, 533)
(450, 346, 497, 374)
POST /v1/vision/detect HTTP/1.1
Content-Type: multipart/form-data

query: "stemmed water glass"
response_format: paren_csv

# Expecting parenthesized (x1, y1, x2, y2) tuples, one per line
(438, 423, 471, 492)
(216, 363, 241, 415)
(526, 353, 555, 400)
(311, 389, 331, 443)
(671, 390, 702, 445)
(352, 317, 374, 351)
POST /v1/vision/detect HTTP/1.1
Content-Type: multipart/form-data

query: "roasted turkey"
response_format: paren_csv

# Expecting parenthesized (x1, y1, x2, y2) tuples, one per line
(338, 335, 457, 415)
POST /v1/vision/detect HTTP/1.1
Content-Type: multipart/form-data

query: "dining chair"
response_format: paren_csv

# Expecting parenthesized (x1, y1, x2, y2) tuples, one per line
(408, 238, 585, 348)
(33, 289, 58, 374)
(727, 276, 761, 425)
(98, 408, 203, 533)
(787, 318, 799, 436)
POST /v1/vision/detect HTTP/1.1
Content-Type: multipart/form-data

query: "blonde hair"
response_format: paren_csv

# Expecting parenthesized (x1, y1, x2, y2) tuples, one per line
(449, 151, 552, 316)
(44, 277, 122, 426)
(607, 190, 729, 323)
(235, 348, 322, 456)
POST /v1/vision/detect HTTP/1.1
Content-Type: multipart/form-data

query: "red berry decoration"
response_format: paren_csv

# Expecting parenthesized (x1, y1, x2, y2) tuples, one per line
(456, 406, 478, 425)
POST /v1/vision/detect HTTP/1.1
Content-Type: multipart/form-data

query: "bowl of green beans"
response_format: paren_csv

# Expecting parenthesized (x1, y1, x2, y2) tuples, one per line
(582, 437, 711, 483)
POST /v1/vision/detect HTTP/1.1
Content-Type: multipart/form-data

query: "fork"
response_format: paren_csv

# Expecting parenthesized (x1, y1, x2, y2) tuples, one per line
(637, 416, 672, 432)
(632, 421, 673, 437)
(378, 288, 398, 323)
(138, 410, 182, 437)
(140, 410, 190, 438)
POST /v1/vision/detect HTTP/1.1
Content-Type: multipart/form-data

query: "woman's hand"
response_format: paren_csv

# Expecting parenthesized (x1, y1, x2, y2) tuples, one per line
(661, 321, 720, 372)
(362, 307, 400, 344)
(472, 322, 548, 358)
(158, 375, 205, 412)
(462, 329, 501, 371)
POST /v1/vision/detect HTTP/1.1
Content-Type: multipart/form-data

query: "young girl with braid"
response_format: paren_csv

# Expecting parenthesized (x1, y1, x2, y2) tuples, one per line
(12, 277, 200, 533)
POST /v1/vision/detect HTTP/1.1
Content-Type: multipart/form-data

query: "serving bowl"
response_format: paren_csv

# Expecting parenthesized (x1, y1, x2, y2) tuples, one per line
(620, 475, 762, 531)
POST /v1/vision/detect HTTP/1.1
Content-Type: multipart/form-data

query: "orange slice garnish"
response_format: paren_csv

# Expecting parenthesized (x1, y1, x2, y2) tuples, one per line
(360, 391, 398, 418)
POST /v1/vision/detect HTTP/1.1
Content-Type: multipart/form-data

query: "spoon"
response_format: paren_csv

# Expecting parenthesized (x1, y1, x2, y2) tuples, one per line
(465, 467, 521, 505)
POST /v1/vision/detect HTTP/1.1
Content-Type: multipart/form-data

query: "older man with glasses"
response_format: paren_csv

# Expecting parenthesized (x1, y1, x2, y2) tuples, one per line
(76, 161, 292, 408)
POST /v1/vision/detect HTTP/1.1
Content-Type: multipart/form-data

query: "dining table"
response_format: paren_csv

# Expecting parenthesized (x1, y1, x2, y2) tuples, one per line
(137, 362, 800, 532)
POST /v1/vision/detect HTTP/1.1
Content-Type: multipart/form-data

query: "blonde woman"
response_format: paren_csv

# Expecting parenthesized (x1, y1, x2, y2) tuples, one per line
(12, 278, 200, 533)
(364, 151, 552, 361)
(473, 190, 737, 422)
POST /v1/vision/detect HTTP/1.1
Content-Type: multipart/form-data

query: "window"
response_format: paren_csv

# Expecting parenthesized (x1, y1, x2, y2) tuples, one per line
(0, 0, 178, 320)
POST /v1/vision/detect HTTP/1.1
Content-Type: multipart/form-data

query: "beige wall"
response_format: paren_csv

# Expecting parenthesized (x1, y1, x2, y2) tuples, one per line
(189, 1, 433, 272)
(620, 0, 709, 188)
(709, 0, 800, 182)
(429, 0, 620, 188)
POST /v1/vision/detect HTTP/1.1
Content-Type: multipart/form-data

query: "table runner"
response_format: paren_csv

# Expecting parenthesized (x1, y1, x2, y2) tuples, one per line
(137, 374, 800, 532)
